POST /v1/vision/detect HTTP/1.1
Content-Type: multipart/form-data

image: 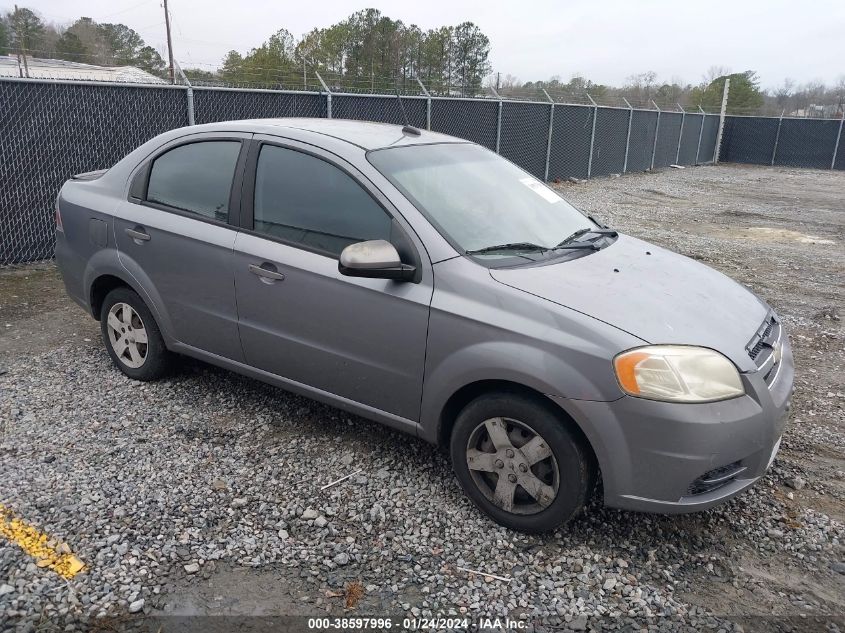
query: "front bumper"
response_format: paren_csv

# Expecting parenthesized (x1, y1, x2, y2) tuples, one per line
(552, 337, 794, 513)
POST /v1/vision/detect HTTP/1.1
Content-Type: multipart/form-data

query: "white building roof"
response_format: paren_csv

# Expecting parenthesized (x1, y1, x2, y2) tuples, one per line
(0, 55, 167, 84)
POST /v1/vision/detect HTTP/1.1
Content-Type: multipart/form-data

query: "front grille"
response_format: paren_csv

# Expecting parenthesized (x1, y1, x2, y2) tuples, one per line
(687, 461, 747, 495)
(748, 319, 774, 361)
(746, 314, 783, 387)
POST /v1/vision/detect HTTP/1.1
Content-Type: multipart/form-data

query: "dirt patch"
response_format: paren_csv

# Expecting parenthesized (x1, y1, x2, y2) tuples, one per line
(0, 264, 99, 362)
(742, 227, 836, 244)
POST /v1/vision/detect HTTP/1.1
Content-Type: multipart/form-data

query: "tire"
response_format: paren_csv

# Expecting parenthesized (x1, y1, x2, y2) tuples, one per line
(450, 392, 595, 533)
(99, 286, 172, 381)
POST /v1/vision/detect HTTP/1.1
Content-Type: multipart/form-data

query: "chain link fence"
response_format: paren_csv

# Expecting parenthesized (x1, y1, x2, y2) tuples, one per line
(1, 80, 189, 265)
(430, 98, 498, 150)
(192, 87, 326, 123)
(720, 115, 845, 169)
(4, 76, 842, 266)
(548, 105, 593, 181)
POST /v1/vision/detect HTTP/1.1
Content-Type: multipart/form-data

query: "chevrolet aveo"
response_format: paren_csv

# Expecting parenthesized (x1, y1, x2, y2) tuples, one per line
(55, 119, 793, 533)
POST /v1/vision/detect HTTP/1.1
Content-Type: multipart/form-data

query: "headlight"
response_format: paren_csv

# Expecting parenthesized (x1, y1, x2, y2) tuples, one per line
(613, 345, 744, 403)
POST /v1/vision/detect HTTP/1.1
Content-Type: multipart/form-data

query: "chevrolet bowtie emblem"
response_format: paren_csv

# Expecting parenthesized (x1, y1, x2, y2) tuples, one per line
(773, 342, 782, 365)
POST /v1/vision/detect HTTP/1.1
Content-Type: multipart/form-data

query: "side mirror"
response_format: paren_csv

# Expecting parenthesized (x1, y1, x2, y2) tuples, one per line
(338, 240, 416, 281)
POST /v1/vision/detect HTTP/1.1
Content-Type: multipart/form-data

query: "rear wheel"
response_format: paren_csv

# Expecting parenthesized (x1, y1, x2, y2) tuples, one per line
(99, 287, 171, 381)
(450, 393, 594, 533)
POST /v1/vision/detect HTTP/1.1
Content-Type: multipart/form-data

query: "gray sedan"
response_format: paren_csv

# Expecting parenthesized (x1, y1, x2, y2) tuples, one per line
(55, 119, 793, 532)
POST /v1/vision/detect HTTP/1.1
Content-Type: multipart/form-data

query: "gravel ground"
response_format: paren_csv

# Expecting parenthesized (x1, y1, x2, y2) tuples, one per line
(1, 164, 843, 632)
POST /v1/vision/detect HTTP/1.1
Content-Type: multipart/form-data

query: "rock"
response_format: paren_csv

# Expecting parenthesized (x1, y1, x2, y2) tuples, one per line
(767, 529, 784, 538)
(370, 504, 386, 523)
(333, 553, 349, 566)
(0, 584, 14, 596)
(603, 578, 617, 591)
(184, 563, 200, 574)
(230, 497, 248, 508)
(570, 614, 588, 630)
(314, 516, 328, 528)
(128, 599, 144, 613)
(211, 479, 227, 491)
(830, 562, 845, 575)
(302, 508, 319, 520)
(785, 476, 806, 490)
(278, 529, 289, 540)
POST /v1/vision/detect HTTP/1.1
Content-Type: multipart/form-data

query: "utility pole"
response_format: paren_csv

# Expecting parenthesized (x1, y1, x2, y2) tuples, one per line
(163, 0, 175, 84)
(13, 5, 30, 79)
(496, 72, 500, 91)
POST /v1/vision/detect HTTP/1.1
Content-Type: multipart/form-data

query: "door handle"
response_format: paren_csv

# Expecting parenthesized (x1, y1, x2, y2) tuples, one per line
(249, 263, 285, 281)
(125, 227, 151, 242)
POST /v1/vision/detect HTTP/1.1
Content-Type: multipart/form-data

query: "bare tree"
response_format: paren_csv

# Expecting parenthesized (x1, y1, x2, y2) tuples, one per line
(774, 78, 794, 110)
(835, 75, 845, 114)
(703, 65, 731, 85)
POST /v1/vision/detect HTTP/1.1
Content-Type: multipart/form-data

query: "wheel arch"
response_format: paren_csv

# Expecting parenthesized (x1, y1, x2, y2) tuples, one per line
(89, 274, 131, 320)
(434, 379, 598, 474)
(84, 249, 175, 346)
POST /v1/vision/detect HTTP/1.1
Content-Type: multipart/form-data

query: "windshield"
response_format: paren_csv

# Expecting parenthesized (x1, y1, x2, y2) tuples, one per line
(367, 143, 594, 259)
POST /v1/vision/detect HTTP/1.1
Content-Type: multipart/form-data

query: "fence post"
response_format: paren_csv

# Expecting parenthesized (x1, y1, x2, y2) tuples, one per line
(315, 70, 332, 118)
(832, 116, 844, 170)
(543, 88, 555, 181)
(675, 103, 685, 165)
(586, 93, 598, 179)
(490, 85, 503, 154)
(495, 98, 503, 155)
(174, 61, 195, 125)
(622, 97, 634, 173)
(650, 100, 660, 170)
(417, 78, 431, 131)
(771, 109, 784, 166)
(695, 106, 705, 164)
(714, 77, 730, 164)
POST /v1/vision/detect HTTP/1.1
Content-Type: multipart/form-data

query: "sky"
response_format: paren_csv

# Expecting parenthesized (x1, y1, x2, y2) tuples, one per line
(20, 0, 845, 90)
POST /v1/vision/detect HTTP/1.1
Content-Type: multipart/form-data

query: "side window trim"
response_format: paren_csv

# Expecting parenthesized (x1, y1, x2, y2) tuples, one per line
(240, 139, 414, 264)
(129, 137, 249, 229)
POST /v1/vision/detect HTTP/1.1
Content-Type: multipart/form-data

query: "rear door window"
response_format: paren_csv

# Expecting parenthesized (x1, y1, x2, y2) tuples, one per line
(147, 141, 241, 222)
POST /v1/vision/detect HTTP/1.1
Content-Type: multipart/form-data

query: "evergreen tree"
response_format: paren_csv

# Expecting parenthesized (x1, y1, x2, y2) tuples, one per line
(690, 71, 765, 113)
(54, 31, 87, 62)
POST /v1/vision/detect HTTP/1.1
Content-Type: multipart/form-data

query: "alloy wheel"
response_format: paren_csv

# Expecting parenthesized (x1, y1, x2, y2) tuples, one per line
(106, 302, 148, 369)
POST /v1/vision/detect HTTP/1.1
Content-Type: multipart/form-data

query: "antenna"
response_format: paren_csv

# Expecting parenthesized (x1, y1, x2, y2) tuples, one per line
(394, 87, 421, 136)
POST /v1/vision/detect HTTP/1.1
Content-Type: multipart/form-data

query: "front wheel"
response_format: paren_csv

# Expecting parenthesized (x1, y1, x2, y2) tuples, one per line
(450, 393, 595, 533)
(99, 287, 172, 381)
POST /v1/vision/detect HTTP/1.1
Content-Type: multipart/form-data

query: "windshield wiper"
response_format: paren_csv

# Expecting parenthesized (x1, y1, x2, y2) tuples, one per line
(466, 242, 549, 255)
(466, 240, 602, 256)
(555, 227, 618, 248)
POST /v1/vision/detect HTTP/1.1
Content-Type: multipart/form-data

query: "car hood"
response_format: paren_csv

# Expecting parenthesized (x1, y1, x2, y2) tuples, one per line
(489, 234, 768, 371)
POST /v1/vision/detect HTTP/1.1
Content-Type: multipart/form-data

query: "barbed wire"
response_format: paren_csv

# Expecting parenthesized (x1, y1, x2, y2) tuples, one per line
(2, 48, 841, 118)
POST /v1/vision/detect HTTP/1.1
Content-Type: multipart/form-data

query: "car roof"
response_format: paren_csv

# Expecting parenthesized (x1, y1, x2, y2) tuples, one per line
(199, 118, 466, 151)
